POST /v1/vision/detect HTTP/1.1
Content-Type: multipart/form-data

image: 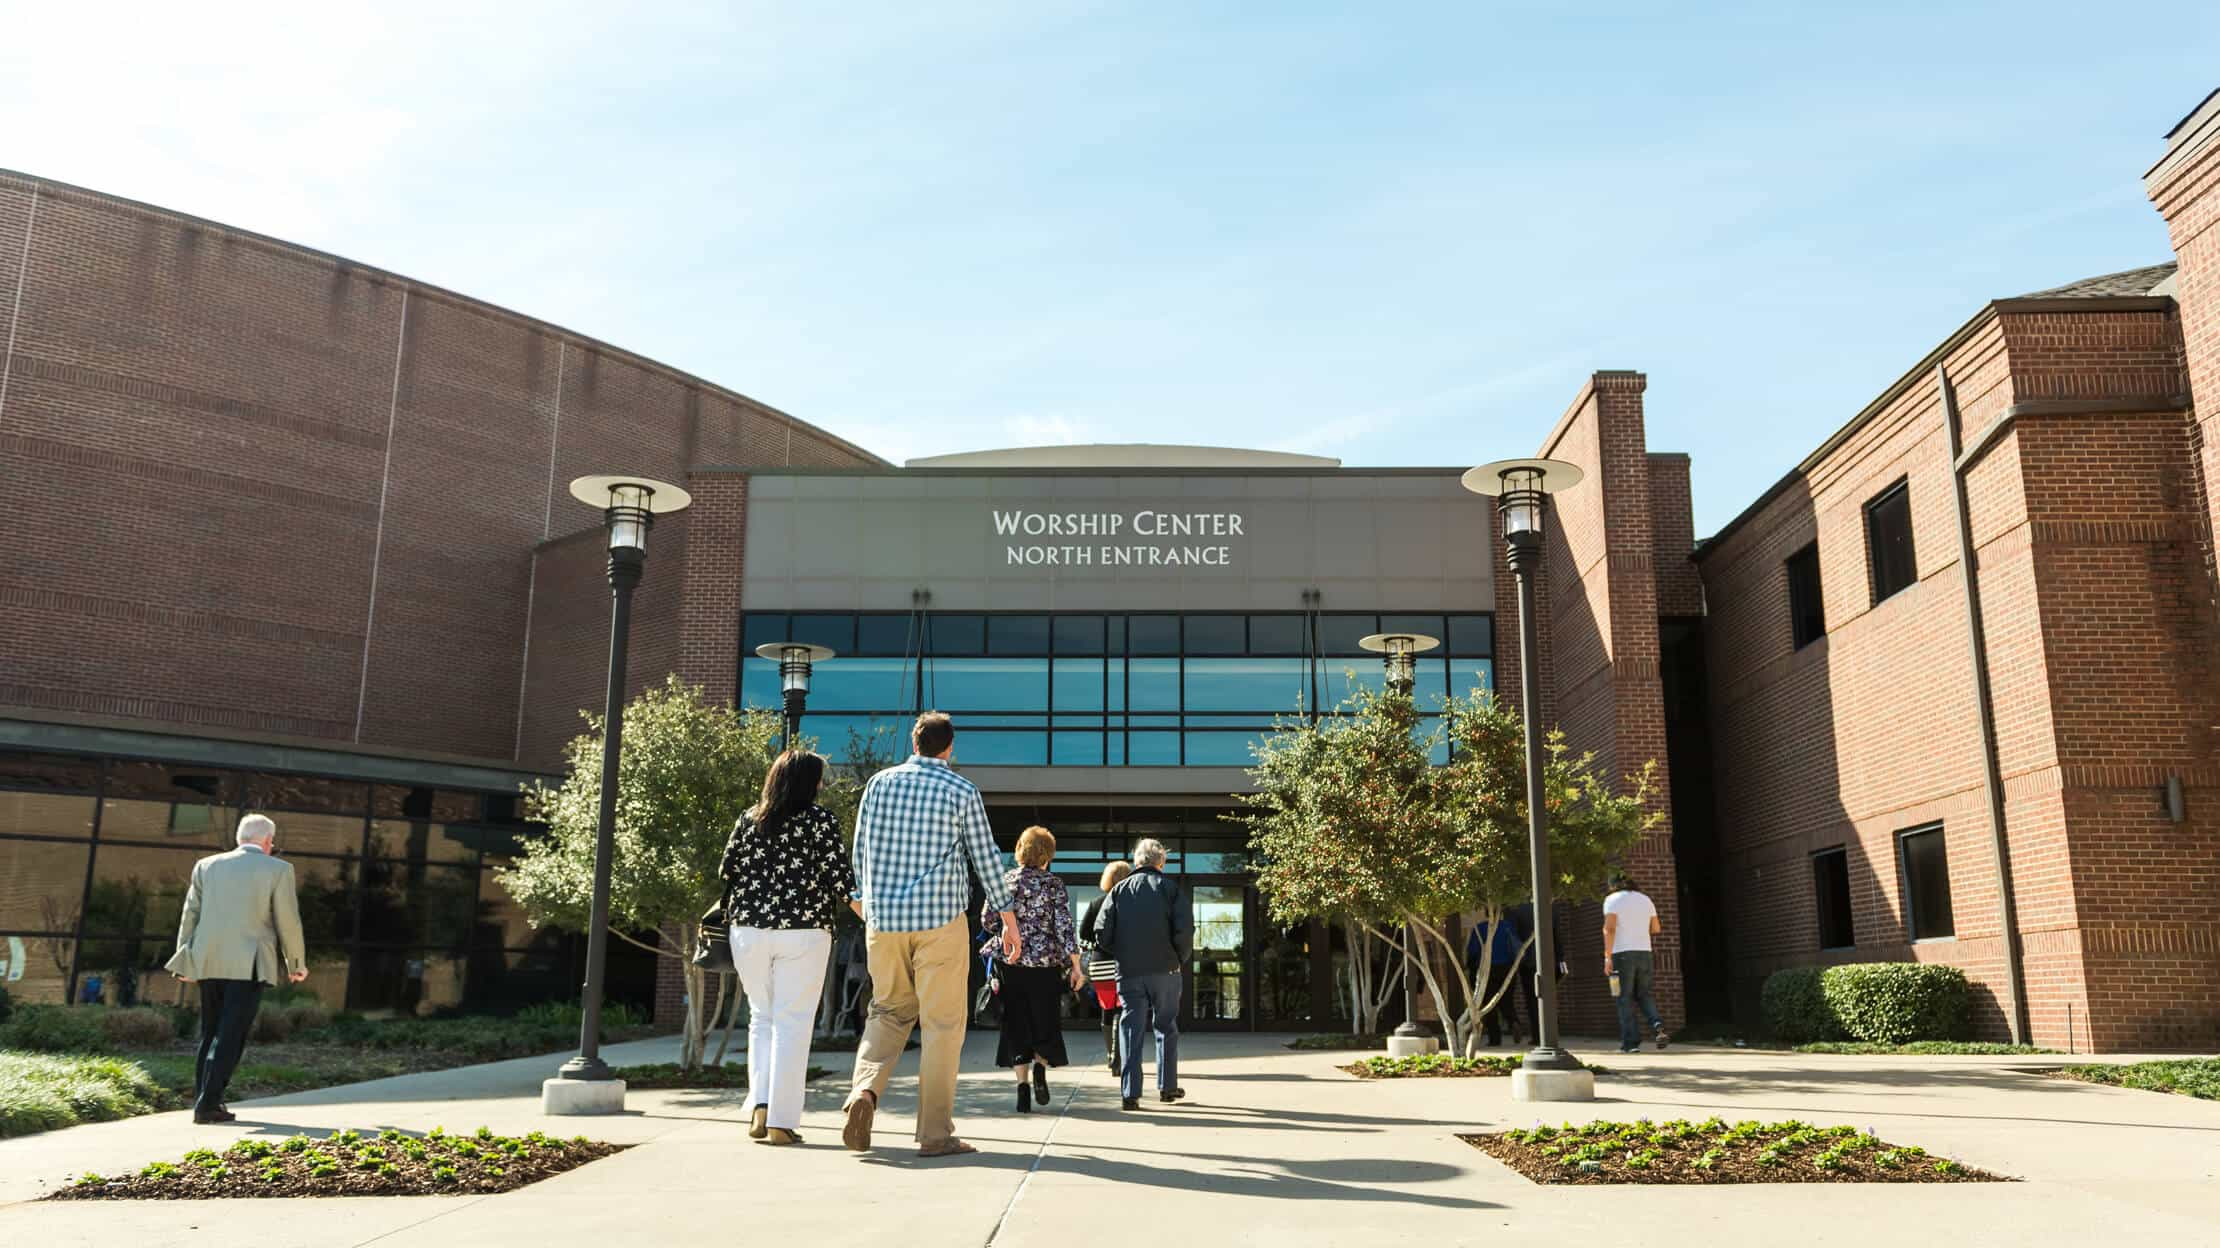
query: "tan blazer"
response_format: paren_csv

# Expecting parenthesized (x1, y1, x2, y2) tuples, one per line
(164, 846, 308, 986)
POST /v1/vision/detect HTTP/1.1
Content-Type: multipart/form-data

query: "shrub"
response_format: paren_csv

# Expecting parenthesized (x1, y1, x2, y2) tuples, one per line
(96, 1007, 177, 1051)
(1821, 964, 1970, 1044)
(0, 1005, 109, 1053)
(514, 1000, 647, 1030)
(1759, 967, 1839, 1043)
(0, 1052, 170, 1139)
(0, 983, 13, 1025)
(249, 1010, 293, 1045)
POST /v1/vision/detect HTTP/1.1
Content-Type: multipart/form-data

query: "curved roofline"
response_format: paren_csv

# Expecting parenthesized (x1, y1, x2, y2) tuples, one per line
(0, 167, 888, 468)
(905, 444, 1342, 470)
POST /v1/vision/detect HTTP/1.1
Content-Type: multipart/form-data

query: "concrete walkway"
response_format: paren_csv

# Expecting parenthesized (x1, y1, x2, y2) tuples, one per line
(1, 1033, 2215, 1246)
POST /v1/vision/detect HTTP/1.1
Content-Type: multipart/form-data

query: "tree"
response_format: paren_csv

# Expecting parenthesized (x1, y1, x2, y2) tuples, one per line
(497, 675, 781, 1070)
(1230, 683, 1655, 1055)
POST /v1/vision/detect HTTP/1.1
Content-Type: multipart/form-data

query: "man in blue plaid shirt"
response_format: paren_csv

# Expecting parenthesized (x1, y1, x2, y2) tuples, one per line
(841, 711, 1017, 1158)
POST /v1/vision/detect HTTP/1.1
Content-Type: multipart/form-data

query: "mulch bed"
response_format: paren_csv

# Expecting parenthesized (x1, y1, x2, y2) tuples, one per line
(613, 1062, 829, 1089)
(1462, 1118, 2005, 1185)
(48, 1128, 626, 1200)
(1341, 1054, 1521, 1079)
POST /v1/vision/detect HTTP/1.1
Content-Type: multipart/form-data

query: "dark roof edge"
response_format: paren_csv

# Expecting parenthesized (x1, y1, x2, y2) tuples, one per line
(1694, 292, 2179, 560)
(0, 167, 889, 469)
(692, 464, 1471, 478)
(2146, 88, 2220, 185)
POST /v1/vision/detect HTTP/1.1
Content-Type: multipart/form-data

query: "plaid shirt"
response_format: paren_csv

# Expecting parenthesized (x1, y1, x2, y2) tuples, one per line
(850, 755, 1013, 932)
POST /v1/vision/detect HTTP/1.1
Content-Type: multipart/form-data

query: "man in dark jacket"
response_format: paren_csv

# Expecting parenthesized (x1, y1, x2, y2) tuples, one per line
(1091, 837, 1193, 1110)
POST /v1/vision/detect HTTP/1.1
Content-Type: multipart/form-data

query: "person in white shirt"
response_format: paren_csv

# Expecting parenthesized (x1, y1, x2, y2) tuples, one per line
(1600, 873, 1667, 1053)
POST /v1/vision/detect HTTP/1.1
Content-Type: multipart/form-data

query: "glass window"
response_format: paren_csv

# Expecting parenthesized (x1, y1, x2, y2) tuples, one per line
(1247, 615, 1305, 655)
(1128, 658, 1180, 711)
(807, 656, 915, 712)
(1184, 732, 1262, 766)
(241, 774, 368, 816)
(1446, 615, 1493, 657)
(988, 614, 1050, 656)
(789, 612, 856, 654)
(0, 751, 100, 793)
(103, 761, 237, 805)
(1899, 825, 1953, 940)
(360, 862, 478, 950)
(1053, 615, 1106, 656)
(1052, 731, 1105, 765)
(260, 812, 369, 859)
(0, 791, 97, 839)
(741, 613, 789, 654)
(350, 949, 467, 1017)
(367, 818, 478, 865)
(1812, 847, 1854, 949)
(1787, 542, 1826, 648)
(856, 614, 914, 656)
(97, 797, 230, 849)
(0, 837, 91, 934)
(1865, 479, 1916, 604)
(1317, 614, 1379, 655)
(927, 614, 985, 655)
(78, 841, 199, 946)
(1184, 615, 1244, 655)
(1184, 658, 1307, 711)
(1052, 659, 1105, 711)
(740, 657, 782, 708)
(1321, 660, 1387, 707)
(1106, 616, 1126, 655)
(956, 731, 1047, 765)
(924, 658, 1048, 711)
(1129, 732, 1180, 765)
(1452, 660, 1494, 698)
(1129, 615, 1179, 656)
(1380, 614, 1446, 644)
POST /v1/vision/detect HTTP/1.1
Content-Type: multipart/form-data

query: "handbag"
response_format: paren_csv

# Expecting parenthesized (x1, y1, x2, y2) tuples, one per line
(1086, 958, 1118, 983)
(692, 899, 734, 974)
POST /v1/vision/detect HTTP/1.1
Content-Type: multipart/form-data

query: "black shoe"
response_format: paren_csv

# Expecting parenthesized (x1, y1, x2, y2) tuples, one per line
(1016, 1083, 1032, 1114)
(192, 1109, 236, 1125)
(1031, 1064, 1051, 1105)
(1618, 1046, 1639, 1054)
(1160, 1088, 1185, 1103)
(1121, 1097, 1140, 1111)
(1654, 1028, 1670, 1051)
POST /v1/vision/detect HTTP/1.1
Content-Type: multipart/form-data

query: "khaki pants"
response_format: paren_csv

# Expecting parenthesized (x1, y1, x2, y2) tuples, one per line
(846, 915, 970, 1145)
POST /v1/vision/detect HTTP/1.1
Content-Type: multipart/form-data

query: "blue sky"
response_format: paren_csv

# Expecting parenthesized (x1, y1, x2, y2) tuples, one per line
(4, 3, 2214, 532)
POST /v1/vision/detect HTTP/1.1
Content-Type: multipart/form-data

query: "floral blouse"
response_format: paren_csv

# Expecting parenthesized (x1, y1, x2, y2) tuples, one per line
(719, 804, 856, 931)
(979, 867, 1078, 968)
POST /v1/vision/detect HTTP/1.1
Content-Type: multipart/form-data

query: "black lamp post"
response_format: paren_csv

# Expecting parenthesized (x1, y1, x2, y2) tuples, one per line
(548, 475, 690, 1106)
(1360, 630, 1441, 1053)
(1462, 458, 1585, 1079)
(755, 641, 835, 751)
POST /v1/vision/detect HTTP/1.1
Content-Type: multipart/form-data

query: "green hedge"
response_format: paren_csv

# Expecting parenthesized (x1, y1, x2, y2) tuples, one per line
(1759, 967, 1838, 1043)
(0, 1053, 171, 1139)
(1761, 964, 1973, 1045)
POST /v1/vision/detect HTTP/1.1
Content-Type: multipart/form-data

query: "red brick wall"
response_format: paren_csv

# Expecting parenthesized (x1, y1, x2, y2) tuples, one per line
(0, 170, 876, 770)
(2148, 95, 2220, 589)
(1534, 371, 1684, 1036)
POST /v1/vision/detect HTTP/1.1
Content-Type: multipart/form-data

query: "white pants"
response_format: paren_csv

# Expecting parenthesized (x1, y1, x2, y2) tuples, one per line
(729, 925, 832, 1131)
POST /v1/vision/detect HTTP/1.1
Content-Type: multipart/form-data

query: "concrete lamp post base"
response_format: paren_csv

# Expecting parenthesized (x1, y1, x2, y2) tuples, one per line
(541, 1077, 627, 1116)
(1510, 1068, 1596, 1103)
(1385, 1033, 1440, 1058)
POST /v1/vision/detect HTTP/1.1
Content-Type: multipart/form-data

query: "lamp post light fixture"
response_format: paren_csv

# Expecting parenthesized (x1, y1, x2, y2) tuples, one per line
(543, 475, 691, 1117)
(1461, 457, 1594, 1101)
(1360, 630, 1442, 1058)
(755, 641, 836, 751)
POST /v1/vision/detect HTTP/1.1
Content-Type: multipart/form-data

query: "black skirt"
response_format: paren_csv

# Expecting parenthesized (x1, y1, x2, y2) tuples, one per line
(995, 963, 1071, 1068)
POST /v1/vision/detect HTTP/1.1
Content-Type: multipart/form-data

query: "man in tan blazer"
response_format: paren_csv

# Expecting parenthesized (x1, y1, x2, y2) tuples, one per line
(166, 813, 309, 1124)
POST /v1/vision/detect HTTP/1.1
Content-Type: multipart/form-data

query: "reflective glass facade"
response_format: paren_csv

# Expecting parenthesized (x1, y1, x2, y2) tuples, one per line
(740, 612, 1493, 766)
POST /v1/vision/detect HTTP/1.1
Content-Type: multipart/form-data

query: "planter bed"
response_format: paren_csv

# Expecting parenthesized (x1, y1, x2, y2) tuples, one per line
(2051, 1058, 2220, 1101)
(1343, 1054, 1523, 1079)
(612, 1062, 829, 1089)
(49, 1127, 627, 1200)
(1463, 1118, 2004, 1184)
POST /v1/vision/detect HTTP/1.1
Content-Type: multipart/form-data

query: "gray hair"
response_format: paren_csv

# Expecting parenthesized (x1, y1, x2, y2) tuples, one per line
(236, 813, 277, 846)
(1132, 837, 1168, 869)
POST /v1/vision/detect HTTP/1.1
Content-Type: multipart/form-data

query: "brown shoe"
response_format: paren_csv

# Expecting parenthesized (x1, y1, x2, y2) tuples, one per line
(918, 1137, 978, 1158)
(842, 1092, 876, 1152)
(749, 1105, 768, 1140)
(756, 1127, 802, 1146)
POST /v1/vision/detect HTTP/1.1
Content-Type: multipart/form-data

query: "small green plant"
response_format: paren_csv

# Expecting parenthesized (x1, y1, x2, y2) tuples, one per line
(139, 1161, 178, 1179)
(332, 1129, 363, 1146)
(76, 1172, 106, 1187)
(474, 1126, 494, 1141)
(1626, 1148, 1662, 1170)
(1934, 1159, 1960, 1175)
(279, 1136, 311, 1154)
(1692, 1148, 1722, 1170)
(431, 1164, 458, 1184)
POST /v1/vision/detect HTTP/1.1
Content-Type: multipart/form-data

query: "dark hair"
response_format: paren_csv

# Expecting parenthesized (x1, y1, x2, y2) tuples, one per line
(750, 750, 825, 830)
(913, 711, 955, 758)
(1611, 870, 1638, 892)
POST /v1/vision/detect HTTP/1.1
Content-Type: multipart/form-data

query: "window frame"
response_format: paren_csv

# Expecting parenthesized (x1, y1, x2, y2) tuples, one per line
(1896, 823, 1955, 942)
(1785, 540, 1825, 649)
(1863, 478, 1916, 605)
(1809, 845, 1855, 951)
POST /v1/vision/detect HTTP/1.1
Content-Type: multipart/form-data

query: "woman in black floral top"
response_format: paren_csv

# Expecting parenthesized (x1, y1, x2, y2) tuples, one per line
(979, 825, 1085, 1112)
(719, 750, 858, 1146)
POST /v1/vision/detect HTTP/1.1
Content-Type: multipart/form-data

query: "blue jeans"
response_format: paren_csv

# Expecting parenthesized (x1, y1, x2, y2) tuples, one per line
(1611, 951, 1664, 1049)
(1118, 972, 1182, 1101)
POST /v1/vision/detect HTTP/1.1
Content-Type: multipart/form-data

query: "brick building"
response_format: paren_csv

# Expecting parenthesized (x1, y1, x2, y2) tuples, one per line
(2, 87, 2216, 1049)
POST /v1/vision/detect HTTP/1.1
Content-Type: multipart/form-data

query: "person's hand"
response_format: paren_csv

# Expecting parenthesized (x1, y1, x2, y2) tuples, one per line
(999, 913, 1021, 961)
(1557, 961, 1569, 977)
(289, 969, 309, 983)
(175, 975, 193, 984)
(1068, 966, 1087, 992)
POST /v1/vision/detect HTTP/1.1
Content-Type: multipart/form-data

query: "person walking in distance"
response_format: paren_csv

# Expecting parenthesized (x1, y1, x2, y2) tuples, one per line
(164, 814, 308, 1124)
(979, 826, 1086, 1113)
(842, 712, 1019, 1159)
(1080, 860, 1133, 1073)
(1602, 872, 1668, 1053)
(720, 749, 859, 1146)
(1092, 838, 1192, 1110)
